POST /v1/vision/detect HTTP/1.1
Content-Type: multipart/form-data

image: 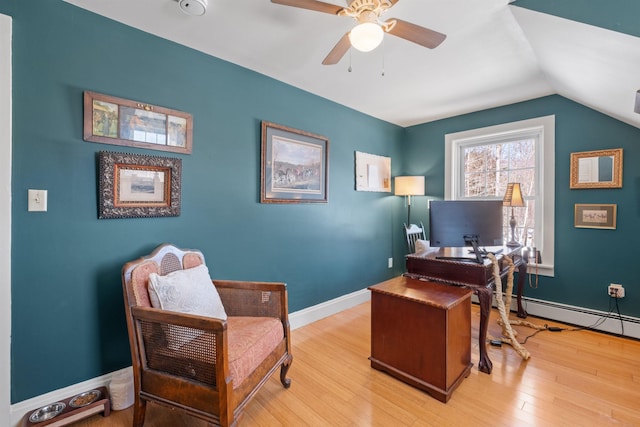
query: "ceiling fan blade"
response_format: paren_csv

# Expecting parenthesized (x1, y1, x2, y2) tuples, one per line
(322, 33, 351, 65)
(271, 0, 344, 15)
(386, 18, 446, 49)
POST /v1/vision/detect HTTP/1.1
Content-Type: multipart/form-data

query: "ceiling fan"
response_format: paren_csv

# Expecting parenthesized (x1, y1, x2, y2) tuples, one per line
(271, 0, 447, 65)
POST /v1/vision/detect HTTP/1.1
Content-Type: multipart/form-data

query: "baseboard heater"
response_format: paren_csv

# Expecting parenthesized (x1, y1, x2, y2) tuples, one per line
(473, 294, 640, 340)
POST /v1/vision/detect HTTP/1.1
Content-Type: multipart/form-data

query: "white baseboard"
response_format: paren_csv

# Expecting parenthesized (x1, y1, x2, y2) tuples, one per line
(10, 288, 372, 426)
(289, 288, 371, 330)
(12, 290, 638, 425)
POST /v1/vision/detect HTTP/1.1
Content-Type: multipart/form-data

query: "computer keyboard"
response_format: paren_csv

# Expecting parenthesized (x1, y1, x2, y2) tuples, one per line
(468, 247, 503, 257)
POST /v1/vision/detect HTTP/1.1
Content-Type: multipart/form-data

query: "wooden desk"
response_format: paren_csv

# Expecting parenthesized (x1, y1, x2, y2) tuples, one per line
(405, 246, 527, 374)
(369, 277, 473, 402)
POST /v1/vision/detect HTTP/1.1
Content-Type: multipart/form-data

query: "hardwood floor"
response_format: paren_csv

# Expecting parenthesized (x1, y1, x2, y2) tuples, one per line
(75, 301, 640, 426)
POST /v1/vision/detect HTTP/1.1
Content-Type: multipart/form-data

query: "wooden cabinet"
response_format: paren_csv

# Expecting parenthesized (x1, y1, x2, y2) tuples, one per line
(369, 276, 472, 402)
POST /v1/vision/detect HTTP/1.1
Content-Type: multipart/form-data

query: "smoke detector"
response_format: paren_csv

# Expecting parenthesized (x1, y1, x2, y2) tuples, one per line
(178, 0, 207, 16)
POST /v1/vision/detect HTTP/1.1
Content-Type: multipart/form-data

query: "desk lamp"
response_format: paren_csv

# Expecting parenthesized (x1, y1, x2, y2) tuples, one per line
(503, 182, 525, 247)
(395, 176, 425, 225)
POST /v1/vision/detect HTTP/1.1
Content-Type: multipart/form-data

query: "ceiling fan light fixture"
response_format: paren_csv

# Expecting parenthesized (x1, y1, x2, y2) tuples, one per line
(349, 22, 384, 52)
(179, 0, 207, 16)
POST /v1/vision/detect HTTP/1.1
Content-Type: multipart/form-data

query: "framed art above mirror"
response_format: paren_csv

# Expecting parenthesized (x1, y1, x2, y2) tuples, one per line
(570, 148, 623, 189)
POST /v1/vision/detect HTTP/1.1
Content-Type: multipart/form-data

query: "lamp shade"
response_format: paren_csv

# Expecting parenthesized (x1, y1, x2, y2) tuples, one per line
(349, 22, 384, 52)
(394, 176, 425, 196)
(503, 182, 525, 207)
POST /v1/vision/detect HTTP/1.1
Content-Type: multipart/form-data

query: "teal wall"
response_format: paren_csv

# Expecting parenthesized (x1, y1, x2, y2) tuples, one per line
(512, 0, 640, 38)
(403, 95, 639, 319)
(5, 2, 405, 402)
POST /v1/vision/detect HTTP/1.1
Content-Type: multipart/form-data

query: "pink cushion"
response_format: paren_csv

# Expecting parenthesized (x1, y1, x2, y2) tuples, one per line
(131, 261, 159, 307)
(227, 317, 284, 388)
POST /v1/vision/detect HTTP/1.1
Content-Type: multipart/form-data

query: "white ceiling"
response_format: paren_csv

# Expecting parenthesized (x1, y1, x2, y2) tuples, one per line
(63, 0, 640, 129)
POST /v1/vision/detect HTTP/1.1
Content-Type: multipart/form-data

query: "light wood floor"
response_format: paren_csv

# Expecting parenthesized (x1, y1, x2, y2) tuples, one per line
(74, 301, 640, 426)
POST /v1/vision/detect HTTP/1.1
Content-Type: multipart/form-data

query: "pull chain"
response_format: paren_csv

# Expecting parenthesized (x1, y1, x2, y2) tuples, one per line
(348, 48, 352, 73)
(381, 37, 385, 76)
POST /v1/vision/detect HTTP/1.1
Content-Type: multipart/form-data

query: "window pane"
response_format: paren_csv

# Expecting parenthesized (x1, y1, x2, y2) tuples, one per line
(510, 139, 535, 168)
(464, 145, 496, 173)
(497, 143, 511, 170)
(464, 173, 485, 197)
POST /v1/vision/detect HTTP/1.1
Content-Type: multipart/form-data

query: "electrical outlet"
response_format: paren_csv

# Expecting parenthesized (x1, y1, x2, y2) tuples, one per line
(388, 257, 393, 269)
(608, 283, 625, 298)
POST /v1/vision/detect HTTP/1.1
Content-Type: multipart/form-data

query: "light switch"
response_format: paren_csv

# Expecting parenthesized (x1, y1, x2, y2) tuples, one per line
(28, 189, 47, 212)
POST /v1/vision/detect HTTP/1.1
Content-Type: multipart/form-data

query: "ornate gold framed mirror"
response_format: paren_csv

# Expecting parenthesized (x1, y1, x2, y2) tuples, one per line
(570, 148, 623, 189)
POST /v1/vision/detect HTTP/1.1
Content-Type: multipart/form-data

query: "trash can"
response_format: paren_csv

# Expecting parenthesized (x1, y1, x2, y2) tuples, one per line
(109, 367, 134, 410)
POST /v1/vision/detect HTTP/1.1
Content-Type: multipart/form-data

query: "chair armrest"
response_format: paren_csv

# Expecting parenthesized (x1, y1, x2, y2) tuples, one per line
(130, 306, 228, 387)
(131, 306, 227, 332)
(213, 280, 288, 319)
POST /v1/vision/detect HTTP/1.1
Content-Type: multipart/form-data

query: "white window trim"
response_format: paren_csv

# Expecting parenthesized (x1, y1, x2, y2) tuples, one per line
(445, 115, 555, 277)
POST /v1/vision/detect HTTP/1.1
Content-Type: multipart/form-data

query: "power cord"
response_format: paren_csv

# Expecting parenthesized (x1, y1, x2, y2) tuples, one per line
(519, 323, 564, 345)
(568, 296, 622, 335)
(614, 296, 624, 336)
(528, 249, 539, 289)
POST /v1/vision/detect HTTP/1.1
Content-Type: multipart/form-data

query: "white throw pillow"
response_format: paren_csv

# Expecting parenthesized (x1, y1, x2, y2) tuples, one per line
(148, 264, 227, 349)
(414, 239, 431, 253)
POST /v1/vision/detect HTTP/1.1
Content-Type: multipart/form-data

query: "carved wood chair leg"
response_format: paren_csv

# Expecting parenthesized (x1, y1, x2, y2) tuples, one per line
(132, 399, 146, 427)
(280, 357, 293, 388)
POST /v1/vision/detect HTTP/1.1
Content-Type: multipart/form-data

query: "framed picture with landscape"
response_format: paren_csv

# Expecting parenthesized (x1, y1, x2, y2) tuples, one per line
(84, 91, 193, 155)
(260, 121, 329, 204)
(98, 151, 182, 219)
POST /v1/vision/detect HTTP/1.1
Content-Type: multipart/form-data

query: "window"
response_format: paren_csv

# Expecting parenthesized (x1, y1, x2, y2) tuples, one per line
(445, 116, 555, 276)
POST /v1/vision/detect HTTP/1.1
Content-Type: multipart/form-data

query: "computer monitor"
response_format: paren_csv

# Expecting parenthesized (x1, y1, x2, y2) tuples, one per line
(429, 200, 504, 248)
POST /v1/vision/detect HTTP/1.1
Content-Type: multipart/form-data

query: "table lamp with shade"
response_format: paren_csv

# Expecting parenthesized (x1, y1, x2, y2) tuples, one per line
(503, 182, 526, 247)
(395, 176, 425, 225)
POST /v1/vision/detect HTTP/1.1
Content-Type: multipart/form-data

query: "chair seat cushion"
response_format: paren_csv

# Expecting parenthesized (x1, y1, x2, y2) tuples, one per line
(227, 316, 284, 388)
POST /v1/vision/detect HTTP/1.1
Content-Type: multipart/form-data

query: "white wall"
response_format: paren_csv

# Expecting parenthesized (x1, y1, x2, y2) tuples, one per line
(1, 12, 12, 422)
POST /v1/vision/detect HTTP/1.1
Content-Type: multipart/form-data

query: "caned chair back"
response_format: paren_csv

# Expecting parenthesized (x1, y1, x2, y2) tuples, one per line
(122, 244, 205, 309)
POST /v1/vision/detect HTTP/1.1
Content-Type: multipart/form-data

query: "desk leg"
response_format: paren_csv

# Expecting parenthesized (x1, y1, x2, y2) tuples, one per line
(476, 286, 493, 374)
(516, 261, 528, 319)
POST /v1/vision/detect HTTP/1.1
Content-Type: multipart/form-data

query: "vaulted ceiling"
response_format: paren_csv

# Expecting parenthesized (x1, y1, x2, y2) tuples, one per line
(63, 0, 640, 129)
